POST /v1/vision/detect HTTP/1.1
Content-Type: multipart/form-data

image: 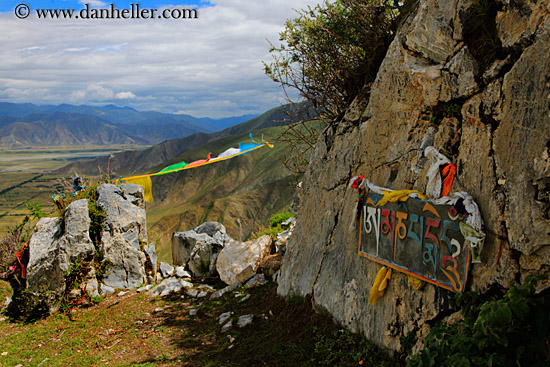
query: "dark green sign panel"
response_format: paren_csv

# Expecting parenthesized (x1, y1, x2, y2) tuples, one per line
(359, 193, 471, 292)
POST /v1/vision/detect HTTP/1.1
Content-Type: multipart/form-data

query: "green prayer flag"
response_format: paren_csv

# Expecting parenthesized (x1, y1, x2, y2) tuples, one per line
(156, 161, 188, 175)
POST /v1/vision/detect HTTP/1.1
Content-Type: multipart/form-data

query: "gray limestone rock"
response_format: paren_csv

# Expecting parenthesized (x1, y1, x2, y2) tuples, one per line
(244, 274, 267, 288)
(22, 184, 152, 314)
(149, 278, 193, 297)
(137, 285, 154, 293)
(210, 283, 241, 300)
(216, 236, 272, 286)
(239, 294, 251, 303)
(85, 268, 100, 298)
(159, 262, 175, 278)
(194, 221, 230, 243)
(101, 284, 115, 295)
(26, 200, 98, 312)
(186, 289, 199, 298)
(175, 266, 191, 278)
(26, 217, 64, 304)
(97, 184, 148, 289)
(172, 222, 229, 278)
(61, 199, 95, 266)
(221, 320, 233, 333)
(188, 240, 223, 277)
(172, 231, 211, 266)
(218, 311, 233, 325)
(281, 217, 296, 228)
(237, 315, 254, 328)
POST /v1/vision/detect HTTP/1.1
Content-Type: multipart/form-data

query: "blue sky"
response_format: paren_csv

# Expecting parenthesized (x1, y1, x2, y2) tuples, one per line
(0, 0, 325, 118)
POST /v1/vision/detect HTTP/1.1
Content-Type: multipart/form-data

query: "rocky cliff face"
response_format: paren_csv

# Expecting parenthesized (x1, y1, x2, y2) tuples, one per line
(278, 0, 549, 353)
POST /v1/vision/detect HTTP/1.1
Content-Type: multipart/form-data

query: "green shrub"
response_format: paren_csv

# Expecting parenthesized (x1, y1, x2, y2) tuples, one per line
(24, 200, 46, 219)
(264, 0, 401, 121)
(253, 212, 294, 241)
(265, 1, 415, 175)
(269, 212, 293, 228)
(408, 275, 550, 367)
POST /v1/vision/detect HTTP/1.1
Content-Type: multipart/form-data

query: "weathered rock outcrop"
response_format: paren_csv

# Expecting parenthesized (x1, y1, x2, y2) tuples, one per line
(278, 0, 549, 353)
(172, 221, 230, 277)
(97, 184, 149, 289)
(23, 184, 154, 313)
(172, 222, 274, 285)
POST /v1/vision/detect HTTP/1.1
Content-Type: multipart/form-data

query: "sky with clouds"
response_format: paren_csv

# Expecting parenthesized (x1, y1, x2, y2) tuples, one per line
(0, 0, 327, 118)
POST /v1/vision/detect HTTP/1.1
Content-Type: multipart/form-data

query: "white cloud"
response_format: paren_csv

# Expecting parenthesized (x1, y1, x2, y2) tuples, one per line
(79, 0, 107, 6)
(0, 0, 327, 117)
(115, 91, 136, 99)
(70, 84, 114, 102)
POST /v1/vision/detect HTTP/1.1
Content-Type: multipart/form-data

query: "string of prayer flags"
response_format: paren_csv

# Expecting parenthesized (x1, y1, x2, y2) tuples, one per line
(116, 134, 273, 202)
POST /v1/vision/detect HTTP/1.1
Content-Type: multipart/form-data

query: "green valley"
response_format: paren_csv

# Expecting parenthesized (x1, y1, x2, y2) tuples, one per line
(0, 145, 150, 230)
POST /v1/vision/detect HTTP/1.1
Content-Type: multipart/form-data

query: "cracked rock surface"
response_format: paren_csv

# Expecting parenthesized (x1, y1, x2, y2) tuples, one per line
(98, 184, 148, 289)
(278, 0, 550, 353)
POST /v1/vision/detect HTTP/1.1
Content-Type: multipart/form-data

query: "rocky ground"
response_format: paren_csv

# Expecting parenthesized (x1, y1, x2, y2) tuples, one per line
(0, 279, 397, 367)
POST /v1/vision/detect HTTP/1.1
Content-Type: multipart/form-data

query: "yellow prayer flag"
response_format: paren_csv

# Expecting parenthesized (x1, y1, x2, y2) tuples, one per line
(124, 176, 153, 203)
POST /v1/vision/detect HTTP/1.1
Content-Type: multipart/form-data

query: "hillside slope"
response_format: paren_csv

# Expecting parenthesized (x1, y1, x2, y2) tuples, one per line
(146, 125, 299, 261)
(52, 103, 316, 262)
(0, 280, 396, 366)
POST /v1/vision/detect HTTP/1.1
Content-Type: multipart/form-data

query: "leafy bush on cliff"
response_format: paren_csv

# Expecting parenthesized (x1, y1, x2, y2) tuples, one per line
(264, 0, 414, 175)
(408, 275, 550, 367)
(264, 0, 401, 121)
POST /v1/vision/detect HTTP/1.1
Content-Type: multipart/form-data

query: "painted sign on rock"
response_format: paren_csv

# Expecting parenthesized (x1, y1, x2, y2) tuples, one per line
(359, 192, 472, 293)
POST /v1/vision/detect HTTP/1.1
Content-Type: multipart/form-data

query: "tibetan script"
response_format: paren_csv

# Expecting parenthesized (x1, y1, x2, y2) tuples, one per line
(359, 192, 471, 293)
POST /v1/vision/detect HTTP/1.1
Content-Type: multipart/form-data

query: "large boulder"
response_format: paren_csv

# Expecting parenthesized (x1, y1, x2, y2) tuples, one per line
(26, 217, 65, 306)
(61, 199, 95, 265)
(173, 232, 214, 266)
(172, 221, 230, 277)
(26, 199, 97, 311)
(97, 184, 148, 289)
(216, 235, 273, 285)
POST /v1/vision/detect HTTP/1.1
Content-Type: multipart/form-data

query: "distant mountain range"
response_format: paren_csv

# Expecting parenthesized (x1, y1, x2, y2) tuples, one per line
(0, 102, 258, 148)
(56, 104, 296, 176)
